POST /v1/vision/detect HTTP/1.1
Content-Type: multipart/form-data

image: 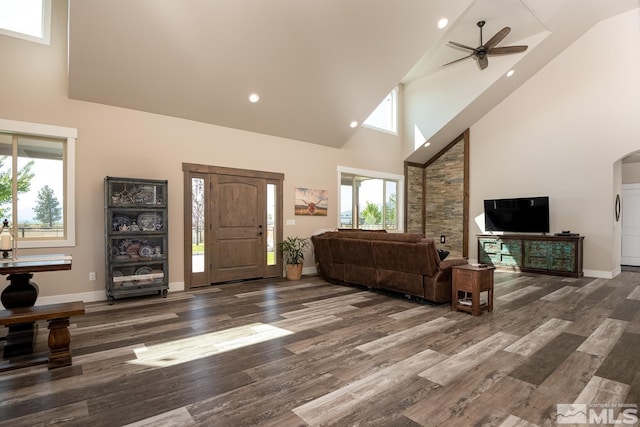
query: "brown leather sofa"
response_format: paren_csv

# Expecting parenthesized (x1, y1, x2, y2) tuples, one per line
(311, 231, 467, 303)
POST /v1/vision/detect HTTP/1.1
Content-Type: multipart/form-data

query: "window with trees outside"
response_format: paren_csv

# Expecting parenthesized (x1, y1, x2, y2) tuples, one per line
(0, 119, 76, 248)
(338, 166, 403, 232)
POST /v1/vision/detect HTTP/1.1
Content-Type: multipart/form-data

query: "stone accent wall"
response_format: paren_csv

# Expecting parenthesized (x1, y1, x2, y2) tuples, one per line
(425, 140, 465, 257)
(406, 165, 424, 234)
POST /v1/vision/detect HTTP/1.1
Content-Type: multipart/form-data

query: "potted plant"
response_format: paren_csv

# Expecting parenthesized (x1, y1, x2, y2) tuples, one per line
(278, 236, 309, 280)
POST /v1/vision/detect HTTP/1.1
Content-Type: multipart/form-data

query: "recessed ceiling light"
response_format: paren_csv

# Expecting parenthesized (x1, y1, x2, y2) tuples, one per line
(249, 93, 260, 103)
(506, 69, 515, 77)
(437, 18, 448, 29)
(423, 142, 431, 148)
(350, 121, 358, 128)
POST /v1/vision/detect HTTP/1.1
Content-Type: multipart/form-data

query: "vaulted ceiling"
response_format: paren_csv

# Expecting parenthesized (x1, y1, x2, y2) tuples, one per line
(68, 0, 639, 160)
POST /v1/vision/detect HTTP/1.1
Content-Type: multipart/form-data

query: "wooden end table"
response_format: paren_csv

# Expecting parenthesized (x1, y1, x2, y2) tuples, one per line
(451, 264, 495, 316)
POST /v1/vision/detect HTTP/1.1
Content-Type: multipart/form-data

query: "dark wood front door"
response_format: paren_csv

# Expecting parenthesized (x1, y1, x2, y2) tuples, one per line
(183, 164, 284, 289)
(211, 174, 264, 282)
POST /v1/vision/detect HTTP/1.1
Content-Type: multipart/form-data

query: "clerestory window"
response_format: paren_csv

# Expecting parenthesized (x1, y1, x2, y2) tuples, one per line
(362, 87, 398, 135)
(0, 0, 51, 45)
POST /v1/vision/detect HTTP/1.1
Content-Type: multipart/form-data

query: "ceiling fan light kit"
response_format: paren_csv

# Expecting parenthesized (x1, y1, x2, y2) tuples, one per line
(444, 20, 528, 70)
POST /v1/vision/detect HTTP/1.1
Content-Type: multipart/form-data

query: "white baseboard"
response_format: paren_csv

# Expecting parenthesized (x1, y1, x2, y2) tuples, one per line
(35, 281, 185, 306)
(36, 290, 105, 305)
(169, 281, 186, 292)
(303, 266, 318, 276)
(611, 266, 622, 278)
(582, 269, 616, 279)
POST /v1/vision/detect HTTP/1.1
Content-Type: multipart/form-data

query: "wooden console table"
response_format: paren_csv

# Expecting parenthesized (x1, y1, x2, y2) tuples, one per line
(478, 234, 583, 277)
(0, 301, 85, 370)
(0, 255, 72, 358)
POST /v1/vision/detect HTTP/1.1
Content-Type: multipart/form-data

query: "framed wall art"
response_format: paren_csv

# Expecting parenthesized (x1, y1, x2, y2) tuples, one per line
(295, 188, 328, 216)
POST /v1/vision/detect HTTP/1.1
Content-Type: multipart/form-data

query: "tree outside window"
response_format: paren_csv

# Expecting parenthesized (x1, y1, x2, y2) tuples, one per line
(361, 201, 382, 227)
(0, 157, 34, 219)
(33, 185, 61, 227)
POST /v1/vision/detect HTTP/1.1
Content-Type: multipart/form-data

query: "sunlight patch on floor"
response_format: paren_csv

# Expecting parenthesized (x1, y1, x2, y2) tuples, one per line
(129, 323, 293, 367)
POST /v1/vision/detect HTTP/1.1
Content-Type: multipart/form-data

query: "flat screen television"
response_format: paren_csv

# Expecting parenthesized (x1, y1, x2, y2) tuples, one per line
(484, 196, 549, 233)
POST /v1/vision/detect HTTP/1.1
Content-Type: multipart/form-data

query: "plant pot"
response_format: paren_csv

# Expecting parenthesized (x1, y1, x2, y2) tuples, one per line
(285, 263, 303, 281)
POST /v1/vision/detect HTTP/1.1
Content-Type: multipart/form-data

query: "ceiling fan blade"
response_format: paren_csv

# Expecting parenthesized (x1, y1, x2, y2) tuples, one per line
(442, 53, 474, 67)
(448, 41, 477, 51)
(477, 55, 488, 70)
(483, 27, 511, 50)
(487, 45, 528, 55)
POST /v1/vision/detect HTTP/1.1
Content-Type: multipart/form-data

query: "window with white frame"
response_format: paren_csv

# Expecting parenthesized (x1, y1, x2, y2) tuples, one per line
(338, 166, 403, 231)
(362, 88, 398, 134)
(0, 0, 51, 45)
(0, 119, 76, 248)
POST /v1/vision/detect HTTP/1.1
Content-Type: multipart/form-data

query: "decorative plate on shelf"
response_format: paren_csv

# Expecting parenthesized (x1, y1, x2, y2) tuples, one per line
(125, 241, 143, 257)
(135, 266, 152, 275)
(137, 213, 163, 231)
(112, 215, 131, 231)
(134, 266, 153, 282)
(133, 186, 157, 205)
(117, 239, 132, 254)
(138, 245, 154, 257)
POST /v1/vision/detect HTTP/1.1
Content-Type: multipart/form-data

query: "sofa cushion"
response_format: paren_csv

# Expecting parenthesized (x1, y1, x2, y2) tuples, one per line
(337, 237, 377, 287)
(372, 240, 436, 298)
(372, 240, 436, 276)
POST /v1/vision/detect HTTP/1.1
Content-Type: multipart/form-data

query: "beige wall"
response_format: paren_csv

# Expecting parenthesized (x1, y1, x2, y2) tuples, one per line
(0, 0, 403, 301)
(468, 8, 640, 277)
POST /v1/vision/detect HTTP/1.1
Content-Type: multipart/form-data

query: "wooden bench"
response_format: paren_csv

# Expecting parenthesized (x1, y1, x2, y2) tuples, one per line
(0, 301, 85, 370)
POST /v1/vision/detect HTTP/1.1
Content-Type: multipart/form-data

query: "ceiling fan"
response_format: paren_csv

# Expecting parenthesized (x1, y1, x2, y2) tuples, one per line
(444, 20, 528, 70)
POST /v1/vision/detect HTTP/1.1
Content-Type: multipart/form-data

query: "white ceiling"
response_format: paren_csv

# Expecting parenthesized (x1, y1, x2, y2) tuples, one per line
(67, 0, 639, 159)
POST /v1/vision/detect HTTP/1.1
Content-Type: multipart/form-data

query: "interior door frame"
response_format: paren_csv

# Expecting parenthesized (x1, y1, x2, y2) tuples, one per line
(621, 183, 640, 266)
(182, 163, 284, 289)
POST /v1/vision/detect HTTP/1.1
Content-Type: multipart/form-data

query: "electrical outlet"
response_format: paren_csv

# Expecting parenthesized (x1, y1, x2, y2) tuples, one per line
(440, 235, 445, 244)
(89, 272, 96, 281)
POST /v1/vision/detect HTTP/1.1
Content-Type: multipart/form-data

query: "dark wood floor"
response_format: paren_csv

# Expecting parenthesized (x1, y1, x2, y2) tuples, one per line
(1, 271, 639, 426)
